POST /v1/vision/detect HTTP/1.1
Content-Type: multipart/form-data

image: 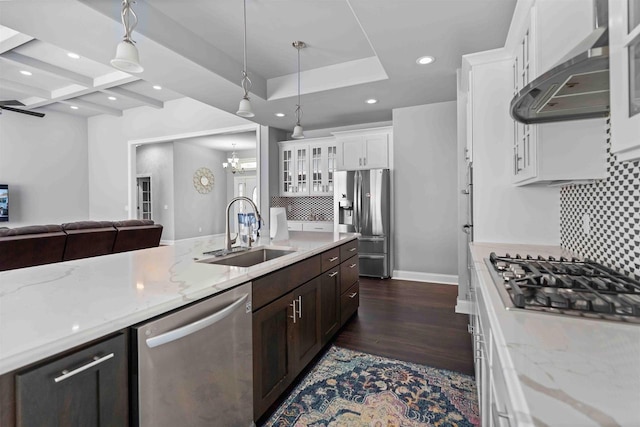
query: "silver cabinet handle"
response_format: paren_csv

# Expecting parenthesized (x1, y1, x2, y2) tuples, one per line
(290, 299, 297, 323)
(54, 353, 114, 383)
(349, 263, 357, 268)
(364, 157, 367, 166)
(328, 256, 338, 262)
(146, 294, 248, 348)
(328, 271, 338, 277)
(359, 158, 362, 166)
(297, 295, 302, 319)
(349, 247, 356, 252)
(349, 292, 358, 298)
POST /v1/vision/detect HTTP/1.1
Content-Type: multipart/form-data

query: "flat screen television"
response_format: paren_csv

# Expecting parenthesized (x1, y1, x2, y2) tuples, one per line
(0, 184, 8, 222)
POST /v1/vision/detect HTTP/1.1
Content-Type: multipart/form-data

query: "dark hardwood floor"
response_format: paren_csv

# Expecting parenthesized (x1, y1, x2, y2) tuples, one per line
(334, 277, 474, 376)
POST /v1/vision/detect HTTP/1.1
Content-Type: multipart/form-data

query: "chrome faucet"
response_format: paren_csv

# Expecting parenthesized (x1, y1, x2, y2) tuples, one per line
(225, 196, 262, 252)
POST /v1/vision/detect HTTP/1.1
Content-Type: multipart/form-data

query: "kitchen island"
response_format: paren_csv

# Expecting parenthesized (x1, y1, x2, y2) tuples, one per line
(0, 231, 357, 375)
(470, 242, 640, 427)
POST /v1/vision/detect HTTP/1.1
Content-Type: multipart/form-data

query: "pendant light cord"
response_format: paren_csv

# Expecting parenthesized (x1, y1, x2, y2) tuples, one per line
(296, 44, 302, 126)
(241, 0, 251, 98)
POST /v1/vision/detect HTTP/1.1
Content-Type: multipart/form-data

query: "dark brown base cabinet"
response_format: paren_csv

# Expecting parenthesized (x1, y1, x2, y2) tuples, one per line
(253, 239, 359, 420)
(15, 333, 128, 427)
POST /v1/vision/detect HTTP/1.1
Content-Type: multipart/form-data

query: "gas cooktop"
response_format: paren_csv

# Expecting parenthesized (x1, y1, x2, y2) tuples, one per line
(485, 252, 640, 323)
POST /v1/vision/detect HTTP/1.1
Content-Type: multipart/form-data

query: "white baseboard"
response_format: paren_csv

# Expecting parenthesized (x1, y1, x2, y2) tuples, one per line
(455, 298, 474, 314)
(391, 270, 458, 285)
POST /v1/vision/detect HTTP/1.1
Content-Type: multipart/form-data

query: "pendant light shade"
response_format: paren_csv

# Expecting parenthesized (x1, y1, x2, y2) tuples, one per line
(111, 0, 143, 73)
(291, 41, 306, 139)
(237, 96, 254, 117)
(111, 40, 143, 73)
(236, 0, 255, 118)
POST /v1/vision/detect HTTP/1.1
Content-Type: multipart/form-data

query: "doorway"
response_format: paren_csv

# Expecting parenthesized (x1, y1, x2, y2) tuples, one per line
(137, 176, 152, 220)
(232, 175, 257, 233)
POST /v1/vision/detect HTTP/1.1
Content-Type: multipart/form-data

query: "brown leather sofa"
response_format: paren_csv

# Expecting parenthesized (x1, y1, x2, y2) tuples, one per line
(0, 225, 67, 271)
(0, 220, 163, 272)
(112, 219, 163, 253)
(61, 221, 118, 261)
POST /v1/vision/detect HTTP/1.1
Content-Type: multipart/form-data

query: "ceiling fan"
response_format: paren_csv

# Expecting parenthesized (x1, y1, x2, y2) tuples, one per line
(0, 100, 45, 118)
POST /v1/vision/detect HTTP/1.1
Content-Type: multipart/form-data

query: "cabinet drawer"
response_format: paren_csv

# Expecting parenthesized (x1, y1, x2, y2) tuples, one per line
(303, 222, 333, 232)
(340, 282, 359, 325)
(287, 222, 303, 231)
(340, 255, 359, 293)
(16, 333, 128, 427)
(321, 248, 340, 272)
(253, 255, 321, 310)
(339, 239, 358, 260)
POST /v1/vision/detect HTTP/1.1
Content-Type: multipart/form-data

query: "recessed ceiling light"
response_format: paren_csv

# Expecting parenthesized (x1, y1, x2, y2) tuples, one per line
(416, 56, 435, 65)
(67, 52, 80, 59)
(108, 96, 117, 101)
(70, 105, 79, 110)
(275, 113, 286, 117)
(20, 70, 32, 76)
(365, 98, 378, 104)
(152, 85, 162, 90)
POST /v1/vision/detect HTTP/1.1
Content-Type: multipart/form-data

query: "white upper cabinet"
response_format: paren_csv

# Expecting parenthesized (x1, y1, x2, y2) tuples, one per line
(609, 0, 640, 162)
(279, 142, 309, 196)
(333, 127, 392, 170)
(509, 1, 607, 185)
(308, 138, 337, 196)
(279, 138, 336, 197)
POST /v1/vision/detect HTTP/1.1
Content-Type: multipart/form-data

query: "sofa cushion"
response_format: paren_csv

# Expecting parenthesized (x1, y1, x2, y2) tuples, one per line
(0, 227, 66, 271)
(62, 222, 117, 261)
(112, 219, 155, 227)
(61, 221, 114, 231)
(0, 224, 63, 237)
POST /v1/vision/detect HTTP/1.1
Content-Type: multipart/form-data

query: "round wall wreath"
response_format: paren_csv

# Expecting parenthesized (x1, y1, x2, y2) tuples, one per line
(193, 167, 214, 194)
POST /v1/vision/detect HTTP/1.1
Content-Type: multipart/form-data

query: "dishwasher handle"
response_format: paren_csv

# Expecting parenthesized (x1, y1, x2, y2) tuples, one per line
(146, 293, 249, 348)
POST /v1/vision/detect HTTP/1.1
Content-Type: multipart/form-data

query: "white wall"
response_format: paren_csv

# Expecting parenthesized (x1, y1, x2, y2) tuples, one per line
(0, 110, 89, 227)
(136, 142, 175, 240)
(173, 142, 228, 240)
(392, 101, 459, 278)
(87, 97, 251, 221)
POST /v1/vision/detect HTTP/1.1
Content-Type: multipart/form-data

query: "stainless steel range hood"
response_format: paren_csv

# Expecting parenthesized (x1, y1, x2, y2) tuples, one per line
(510, 0, 610, 124)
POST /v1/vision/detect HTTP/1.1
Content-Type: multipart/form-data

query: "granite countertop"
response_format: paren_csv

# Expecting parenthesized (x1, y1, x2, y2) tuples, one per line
(0, 231, 357, 376)
(470, 242, 640, 427)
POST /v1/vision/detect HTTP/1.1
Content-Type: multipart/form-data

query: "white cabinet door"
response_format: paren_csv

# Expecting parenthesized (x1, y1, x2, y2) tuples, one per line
(340, 137, 364, 170)
(610, 0, 640, 161)
(363, 134, 389, 168)
(279, 142, 310, 196)
(309, 140, 337, 195)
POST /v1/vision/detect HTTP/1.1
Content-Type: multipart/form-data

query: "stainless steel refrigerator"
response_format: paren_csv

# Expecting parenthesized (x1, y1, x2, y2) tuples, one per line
(335, 169, 390, 278)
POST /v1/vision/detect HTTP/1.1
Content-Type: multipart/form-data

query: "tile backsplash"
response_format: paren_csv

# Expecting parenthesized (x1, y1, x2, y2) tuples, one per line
(271, 196, 334, 221)
(561, 127, 640, 279)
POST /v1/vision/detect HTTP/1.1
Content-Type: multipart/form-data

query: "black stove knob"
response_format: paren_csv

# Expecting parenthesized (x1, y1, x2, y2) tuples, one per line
(548, 256, 556, 261)
(560, 256, 568, 262)
(515, 254, 522, 259)
(537, 255, 545, 261)
(526, 255, 533, 260)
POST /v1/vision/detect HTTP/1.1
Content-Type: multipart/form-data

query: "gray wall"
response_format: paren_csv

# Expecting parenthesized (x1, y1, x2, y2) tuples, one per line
(392, 101, 458, 276)
(0, 109, 89, 227)
(136, 142, 175, 241)
(173, 141, 228, 240)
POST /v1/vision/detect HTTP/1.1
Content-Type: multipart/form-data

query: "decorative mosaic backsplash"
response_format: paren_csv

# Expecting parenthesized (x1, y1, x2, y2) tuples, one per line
(560, 122, 640, 279)
(271, 196, 334, 221)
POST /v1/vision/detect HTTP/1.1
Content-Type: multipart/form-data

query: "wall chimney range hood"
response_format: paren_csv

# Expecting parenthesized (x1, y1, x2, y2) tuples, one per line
(510, 0, 610, 124)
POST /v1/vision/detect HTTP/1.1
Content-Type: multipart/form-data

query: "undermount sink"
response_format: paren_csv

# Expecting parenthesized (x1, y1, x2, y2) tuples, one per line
(199, 247, 295, 268)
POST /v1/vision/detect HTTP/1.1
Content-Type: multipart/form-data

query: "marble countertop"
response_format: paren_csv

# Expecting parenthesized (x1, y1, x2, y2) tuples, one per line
(0, 232, 357, 376)
(470, 242, 640, 427)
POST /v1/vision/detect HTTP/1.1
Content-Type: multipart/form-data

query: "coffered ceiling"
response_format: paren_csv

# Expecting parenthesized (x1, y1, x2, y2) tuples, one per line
(0, 0, 516, 130)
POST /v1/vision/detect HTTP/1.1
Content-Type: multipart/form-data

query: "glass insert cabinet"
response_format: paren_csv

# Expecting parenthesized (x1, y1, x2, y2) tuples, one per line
(609, 0, 640, 161)
(279, 138, 336, 196)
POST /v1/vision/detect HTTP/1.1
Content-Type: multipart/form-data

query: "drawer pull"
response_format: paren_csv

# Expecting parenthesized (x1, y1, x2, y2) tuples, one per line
(54, 353, 114, 383)
(290, 299, 297, 323)
(349, 247, 356, 252)
(328, 256, 339, 262)
(349, 292, 358, 299)
(297, 296, 302, 319)
(349, 263, 357, 269)
(328, 271, 338, 277)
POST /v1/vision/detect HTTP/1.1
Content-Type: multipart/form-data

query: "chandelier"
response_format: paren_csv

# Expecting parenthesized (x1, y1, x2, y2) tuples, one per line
(223, 144, 244, 174)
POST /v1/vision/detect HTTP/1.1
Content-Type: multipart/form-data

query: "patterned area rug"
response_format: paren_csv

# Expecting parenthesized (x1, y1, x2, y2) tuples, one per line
(263, 346, 479, 427)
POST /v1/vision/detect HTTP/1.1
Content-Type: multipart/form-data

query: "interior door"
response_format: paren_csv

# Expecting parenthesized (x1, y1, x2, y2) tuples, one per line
(136, 176, 152, 220)
(233, 176, 257, 234)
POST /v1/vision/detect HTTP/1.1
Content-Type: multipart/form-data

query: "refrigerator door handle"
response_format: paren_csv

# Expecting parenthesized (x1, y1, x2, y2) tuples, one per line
(353, 171, 360, 232)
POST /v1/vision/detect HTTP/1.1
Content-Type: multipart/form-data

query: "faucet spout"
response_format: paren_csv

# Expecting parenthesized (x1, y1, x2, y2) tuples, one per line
(225, 196, 262, 252)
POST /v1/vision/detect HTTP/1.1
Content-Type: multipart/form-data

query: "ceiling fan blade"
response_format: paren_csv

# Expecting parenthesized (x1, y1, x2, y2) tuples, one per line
(0, 100, 25, 107)
(0, 106, 45, 118)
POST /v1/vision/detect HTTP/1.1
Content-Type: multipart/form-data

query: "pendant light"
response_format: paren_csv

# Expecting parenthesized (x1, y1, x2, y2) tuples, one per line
(236, 0, 254, 117)
(291, 41, 306, 139)
(111, 0, 144, 73)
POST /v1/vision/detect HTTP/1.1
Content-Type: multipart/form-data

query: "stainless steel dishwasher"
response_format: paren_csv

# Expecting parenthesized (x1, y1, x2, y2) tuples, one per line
(132, 282, 253, 427)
